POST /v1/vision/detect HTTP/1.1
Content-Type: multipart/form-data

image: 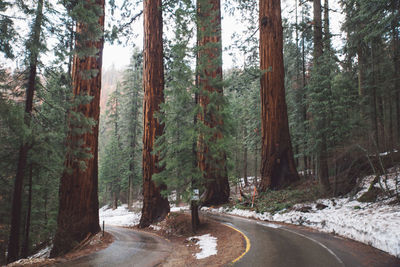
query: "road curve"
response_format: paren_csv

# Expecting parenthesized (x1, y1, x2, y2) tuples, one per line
(54, 226, 170, 267)
(205, 212, 400, 267)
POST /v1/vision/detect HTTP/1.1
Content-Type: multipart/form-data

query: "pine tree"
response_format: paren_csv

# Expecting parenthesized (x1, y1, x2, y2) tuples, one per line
(153, 0, 203, 231)
(22, 69, 70, 257)
(7, 0, 44, 262)
(309, 0, 330, 193)
(0, 1, 16, 59)
(99, 87, 124, 209)
(120, 50, 143, 210)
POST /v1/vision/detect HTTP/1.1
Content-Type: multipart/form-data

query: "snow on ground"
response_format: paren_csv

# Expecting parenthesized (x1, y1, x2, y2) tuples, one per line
(170, 205, 190, 212)
(99, 204, 141, 227)
(203, 170, 400, 258)
(379, 149, 398, 156)
(98, 202, 190, 228)
(187, 234, 218, 259)
(29, 246, 52, 259)
(149, 224, 161, 231)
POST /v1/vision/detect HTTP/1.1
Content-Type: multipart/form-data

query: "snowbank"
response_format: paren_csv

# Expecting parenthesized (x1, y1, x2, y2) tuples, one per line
(170, 205, 190, 212)
(99, 204, 141, 227)
(203, 172, 400, 258)
(187, 234, 218, 259)
(29, 246, 52, 259)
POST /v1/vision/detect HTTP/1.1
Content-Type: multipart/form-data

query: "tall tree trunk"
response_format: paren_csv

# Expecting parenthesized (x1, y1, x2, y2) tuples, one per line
(388, 93, 394, 148)
(112, 191, 118, 210)
(301, 6, 308, 177)
(50, 0, 104, 257)
(21, 165, 33, 258)
(191, 89, 200, 232)
(357, 43, 368, 123)
(313, 0, 323, 59)
(7, 0, 44, 262)
(197, 0, 229, 205)
(312, 0, 330, 193)
(128, 80, 139, 210)
(127, 170, 132, 208)
(373, 39, 386, 150)
(370, 44, 379, 149)
(259, 0, 299, 192)
(43, 184, 48, 227)
(139, 0, 170, 228)
(243, 126, 248, 186)
(68, 21, 74, 79)
(254, 143, 258, 185)
(392, 0, 400, 144)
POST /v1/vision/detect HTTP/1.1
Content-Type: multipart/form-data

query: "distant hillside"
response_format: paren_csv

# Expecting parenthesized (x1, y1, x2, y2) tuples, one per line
(101, 65, 124, 114)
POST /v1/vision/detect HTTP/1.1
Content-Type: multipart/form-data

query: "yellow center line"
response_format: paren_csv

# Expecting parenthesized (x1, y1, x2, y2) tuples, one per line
(223, 223, 251, 264)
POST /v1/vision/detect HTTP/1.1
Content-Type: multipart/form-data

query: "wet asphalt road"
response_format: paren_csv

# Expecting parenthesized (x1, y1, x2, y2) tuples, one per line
(206, 212, 400, 267)
(54, 214, 400, 267)
(54, 226, 170, 267)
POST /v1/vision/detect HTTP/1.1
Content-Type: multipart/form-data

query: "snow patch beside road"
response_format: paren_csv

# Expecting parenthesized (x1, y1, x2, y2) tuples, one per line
(187, 234, 218, 259)
(29, 246, 52, 259)
(99, 204, 141, 227)
(98, 203, 189, 227)
(202, 172, 400, 258)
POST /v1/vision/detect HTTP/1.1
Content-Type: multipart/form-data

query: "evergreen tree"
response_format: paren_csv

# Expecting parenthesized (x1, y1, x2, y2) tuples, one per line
(99, 86, 125, 209)
(7, 0, 45, 262)
(120, 50, 143, 209)
(153, 0, 203, 231)
(0, 1, 17, 59)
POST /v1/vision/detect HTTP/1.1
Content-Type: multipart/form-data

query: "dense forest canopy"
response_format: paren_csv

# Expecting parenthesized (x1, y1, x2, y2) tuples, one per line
(0, 0, 399, 264)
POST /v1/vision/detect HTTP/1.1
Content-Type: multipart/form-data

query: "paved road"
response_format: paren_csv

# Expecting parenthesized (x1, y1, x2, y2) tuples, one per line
(54, 226, 170, 267)
(206, 212, 400, 267)
(54, 214, 400, 267)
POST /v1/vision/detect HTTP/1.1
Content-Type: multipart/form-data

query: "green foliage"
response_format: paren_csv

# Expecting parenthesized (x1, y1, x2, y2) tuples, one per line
(0, 1, 17, 59)
(224, 67, 261, 182)
(27, 69, 71, 248)
(99, 50, 143, 206)
(238, 184, 320, 215)
(0, 0, 108, 260)
(153, 0, 202, 202)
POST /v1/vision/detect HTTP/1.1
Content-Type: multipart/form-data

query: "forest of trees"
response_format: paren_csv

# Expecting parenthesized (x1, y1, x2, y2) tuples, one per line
(0, 0, 398, 264)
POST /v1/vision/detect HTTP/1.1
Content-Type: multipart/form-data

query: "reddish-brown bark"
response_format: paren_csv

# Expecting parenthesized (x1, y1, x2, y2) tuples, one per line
(259, 0, 299, 192)
(197, 0, 229, 206)
(139, 0, 169, 228)
(50, 0, 104, 257)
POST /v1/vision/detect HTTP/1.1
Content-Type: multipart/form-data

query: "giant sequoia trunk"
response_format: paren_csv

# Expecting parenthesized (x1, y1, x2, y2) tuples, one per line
(197, 0, 229, 206)
(139, 0, 170, 228)
(259, 0, 299, 192)
(7, 0, 44, 262)
(50, 0, 104, 257)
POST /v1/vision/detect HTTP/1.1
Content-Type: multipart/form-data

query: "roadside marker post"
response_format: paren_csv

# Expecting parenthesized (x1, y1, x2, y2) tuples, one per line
(102, 221, 105, 237)
(251, 186, 257, 208)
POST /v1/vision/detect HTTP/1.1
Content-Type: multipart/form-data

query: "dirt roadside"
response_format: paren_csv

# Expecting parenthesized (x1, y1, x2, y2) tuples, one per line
(7, 212, 245, 267)
(138, 212, 245, 267)
(6, 232, 113, 267)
